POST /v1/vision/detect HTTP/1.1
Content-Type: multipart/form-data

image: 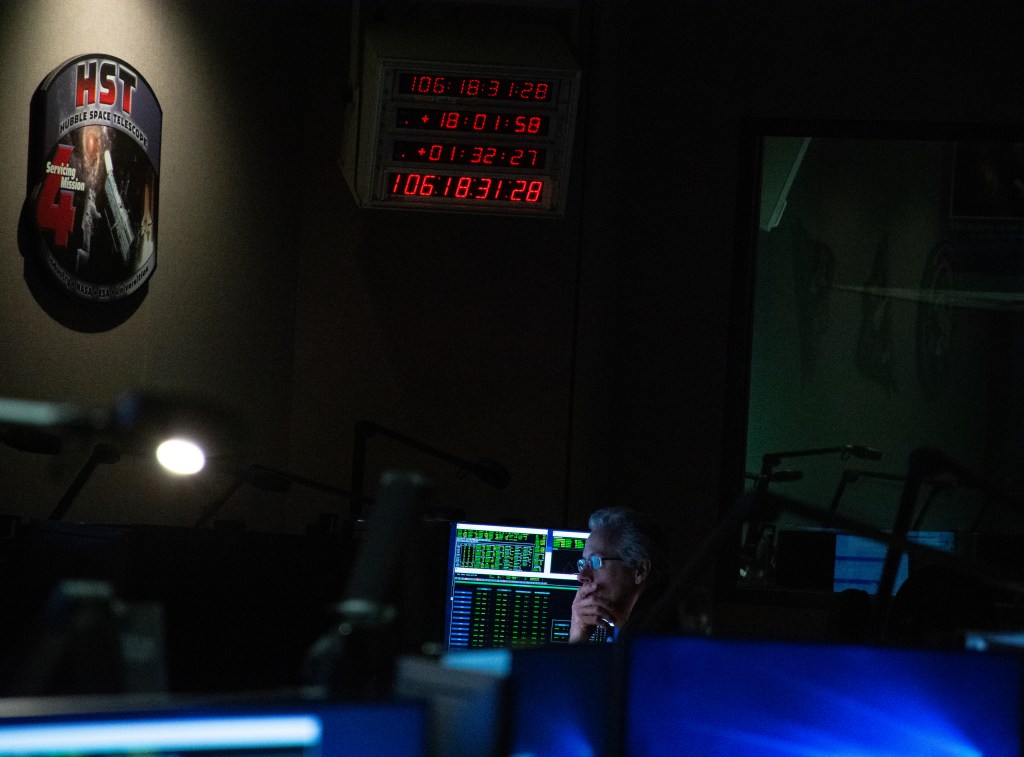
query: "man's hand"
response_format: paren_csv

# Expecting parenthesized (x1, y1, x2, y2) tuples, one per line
(569, 584, 615, 643)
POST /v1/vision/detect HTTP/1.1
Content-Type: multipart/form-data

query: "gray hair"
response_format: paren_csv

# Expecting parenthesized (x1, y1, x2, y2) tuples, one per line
(588, 506, 669, 581)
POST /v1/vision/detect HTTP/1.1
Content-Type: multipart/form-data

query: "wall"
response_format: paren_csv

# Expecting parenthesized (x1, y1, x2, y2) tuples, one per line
(0, 1, 310, 529)
(285, 3, 585, 531)
(0, 1, 613, 539)
(2, 0, 1024, 589)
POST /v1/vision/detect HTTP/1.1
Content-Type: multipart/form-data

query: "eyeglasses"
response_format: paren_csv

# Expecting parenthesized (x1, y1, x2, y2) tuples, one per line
(577, 555, 623, 572)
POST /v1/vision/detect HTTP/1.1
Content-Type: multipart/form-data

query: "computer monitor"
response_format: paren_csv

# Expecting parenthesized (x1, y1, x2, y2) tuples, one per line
(775, 528, 956, 594)
(395, 655, 508, 757)
(0, 697, 428, 757)
(833, 529, 955, 594)
(624, 635, 1021, 757)
(507, 643, 618, 757)
(443, 521, 588, 649)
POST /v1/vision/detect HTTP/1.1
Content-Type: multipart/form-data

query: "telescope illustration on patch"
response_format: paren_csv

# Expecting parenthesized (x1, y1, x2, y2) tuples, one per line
(30, 54, 161, 303)
(102, 149, 134, 264)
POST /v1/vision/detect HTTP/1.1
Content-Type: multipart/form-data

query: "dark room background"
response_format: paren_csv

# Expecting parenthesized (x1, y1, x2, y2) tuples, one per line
(2, 0, 1024, 654)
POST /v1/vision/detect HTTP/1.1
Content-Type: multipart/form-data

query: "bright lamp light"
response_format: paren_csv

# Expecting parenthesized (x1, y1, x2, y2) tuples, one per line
(156, 438, 206, 475)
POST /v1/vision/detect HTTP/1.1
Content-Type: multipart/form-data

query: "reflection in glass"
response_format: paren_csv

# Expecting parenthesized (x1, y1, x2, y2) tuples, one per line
(742, 130, 1024, 587)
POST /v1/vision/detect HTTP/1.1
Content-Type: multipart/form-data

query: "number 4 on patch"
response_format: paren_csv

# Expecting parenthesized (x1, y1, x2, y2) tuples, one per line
(36, 144, 76, 247)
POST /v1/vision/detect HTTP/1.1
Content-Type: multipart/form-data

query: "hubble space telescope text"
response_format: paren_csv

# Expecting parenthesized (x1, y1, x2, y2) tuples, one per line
(76, 59, 137, 114)
(58, 109, 148, 149)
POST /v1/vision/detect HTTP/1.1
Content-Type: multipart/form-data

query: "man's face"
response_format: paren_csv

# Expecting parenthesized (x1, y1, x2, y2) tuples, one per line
(577, 527, 644, 621)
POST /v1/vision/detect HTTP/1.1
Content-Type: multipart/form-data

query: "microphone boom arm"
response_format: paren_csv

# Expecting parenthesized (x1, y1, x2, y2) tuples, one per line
(350, 421, 510, 516)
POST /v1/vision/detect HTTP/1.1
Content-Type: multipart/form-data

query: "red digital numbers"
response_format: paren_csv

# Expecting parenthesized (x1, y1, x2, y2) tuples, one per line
(397, 108, 550, 136)
(513, 82, 551, 100)
(36, 144, 76, 247)
(508, 179, 543, 202)
(393, 141, 545, 169)
(392, 70, 562, 212)
(388, 172, 544, 204)
(471, 146, 496, 165)
(435, 112, 544, 134)
(513, 116, 542, 134)
(404, 74, 553, 102)
(509, 149, 540, 167)
(454, 176, 473, 198)
(410, 75, 448, 95)
(457, 79, 500, 98)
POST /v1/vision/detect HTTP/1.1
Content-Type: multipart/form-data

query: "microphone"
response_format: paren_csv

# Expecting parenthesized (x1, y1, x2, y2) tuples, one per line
(244, 465, 293, 493)
(762, 444, 883, 468)
(905, 448, 1024, 518)
(351, 421, 511, 515)
(827, 467, 957, 523)
(844, 445, 882, 461)
(194, 463, 372, 528)
(304, 470, 426, 696)
(49, 442, 122, 521)
(746, 469, 803, 484)
(742, 445, 882, 584)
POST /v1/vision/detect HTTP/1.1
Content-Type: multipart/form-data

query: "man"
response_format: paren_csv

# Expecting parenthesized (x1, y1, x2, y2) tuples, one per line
(569, 506, 670, 643)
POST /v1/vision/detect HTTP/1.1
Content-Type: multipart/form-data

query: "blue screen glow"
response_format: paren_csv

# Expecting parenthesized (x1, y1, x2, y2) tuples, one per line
(627, 637, 1020, 756)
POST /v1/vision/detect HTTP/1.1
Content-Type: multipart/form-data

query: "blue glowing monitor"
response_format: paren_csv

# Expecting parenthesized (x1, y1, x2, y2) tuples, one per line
(625, 636, 1021, 756)
(507, 643, 618, 757)
(0, 698, 428, 757)
(834, 530, 956, 594)
(776, 529, 956, 595)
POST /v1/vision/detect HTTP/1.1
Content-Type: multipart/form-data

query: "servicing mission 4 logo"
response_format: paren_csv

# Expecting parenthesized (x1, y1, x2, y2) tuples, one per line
(30, 54, 161, 302)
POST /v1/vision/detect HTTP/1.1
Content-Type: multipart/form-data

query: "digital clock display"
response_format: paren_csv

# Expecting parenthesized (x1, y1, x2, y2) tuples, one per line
(392, 140, 547, 169)
(397, 72, 556, 102)
(395, 107, 550, 136)
(343, 36, 579, 215)
(387, 171, 546, 204)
